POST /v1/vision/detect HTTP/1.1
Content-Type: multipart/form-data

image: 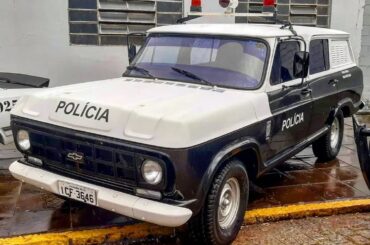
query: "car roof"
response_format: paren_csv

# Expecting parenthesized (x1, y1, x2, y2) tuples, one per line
(148, 24, 349, 39)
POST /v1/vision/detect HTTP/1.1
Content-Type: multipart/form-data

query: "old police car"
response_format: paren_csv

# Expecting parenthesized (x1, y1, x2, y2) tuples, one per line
(0, 73, 49, 144)
(9, 24, 363, 244)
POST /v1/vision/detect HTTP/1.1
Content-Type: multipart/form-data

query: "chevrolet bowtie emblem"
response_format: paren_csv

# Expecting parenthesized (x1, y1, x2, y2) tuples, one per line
(66, 152, 84, 163)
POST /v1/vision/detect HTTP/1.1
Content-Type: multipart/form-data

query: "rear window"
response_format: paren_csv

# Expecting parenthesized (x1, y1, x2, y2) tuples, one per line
(309, 39, 330, 74)
(329, 40, 353, 68)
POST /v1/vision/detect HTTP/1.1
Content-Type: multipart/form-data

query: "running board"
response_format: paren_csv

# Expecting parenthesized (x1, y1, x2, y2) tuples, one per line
(260, 126, 330, 176)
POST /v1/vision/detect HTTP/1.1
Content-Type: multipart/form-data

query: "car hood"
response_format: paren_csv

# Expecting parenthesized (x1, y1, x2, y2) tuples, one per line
(11, 77, 271, 148)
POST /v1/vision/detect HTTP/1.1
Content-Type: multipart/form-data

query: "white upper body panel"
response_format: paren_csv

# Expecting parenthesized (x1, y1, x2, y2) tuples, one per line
(11, 77, 272, 148)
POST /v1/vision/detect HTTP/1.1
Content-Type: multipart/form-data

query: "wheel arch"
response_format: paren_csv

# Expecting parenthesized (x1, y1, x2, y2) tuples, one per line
(327, 98, 356, 125)
(193, 137, 262, 215)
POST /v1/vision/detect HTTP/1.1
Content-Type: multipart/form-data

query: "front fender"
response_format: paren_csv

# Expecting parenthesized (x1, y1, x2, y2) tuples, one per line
(193, 137, 261, 214)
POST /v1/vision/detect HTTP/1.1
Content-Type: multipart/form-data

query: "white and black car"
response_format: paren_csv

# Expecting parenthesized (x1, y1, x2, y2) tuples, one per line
(0, 73, 49, 144)
(9, 23, 363, 244)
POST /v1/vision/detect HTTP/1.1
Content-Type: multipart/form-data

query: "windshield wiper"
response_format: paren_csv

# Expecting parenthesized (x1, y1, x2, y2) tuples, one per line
(171, 67, 215, 87)
(126, 65, 154, 78)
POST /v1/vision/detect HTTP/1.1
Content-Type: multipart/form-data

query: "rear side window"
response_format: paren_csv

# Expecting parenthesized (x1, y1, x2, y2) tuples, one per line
(270, 41, 300, 85)
(330, 40, 353, 68)
(309, 39, 330, 74)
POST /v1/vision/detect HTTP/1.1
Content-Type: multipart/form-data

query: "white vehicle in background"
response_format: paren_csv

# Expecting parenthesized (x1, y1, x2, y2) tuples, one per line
(0, 73, 49, 144)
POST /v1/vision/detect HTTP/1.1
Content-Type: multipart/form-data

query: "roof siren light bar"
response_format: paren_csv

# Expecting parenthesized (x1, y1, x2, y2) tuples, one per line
(263, 0, 276, 13)
(263, 0, 275, 6)
(190, 0, 202, 12)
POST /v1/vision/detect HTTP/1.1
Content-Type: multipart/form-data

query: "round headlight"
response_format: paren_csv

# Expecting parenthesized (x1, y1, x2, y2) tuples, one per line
(17, 130, 30, 151)
(141, 160, 163, 185)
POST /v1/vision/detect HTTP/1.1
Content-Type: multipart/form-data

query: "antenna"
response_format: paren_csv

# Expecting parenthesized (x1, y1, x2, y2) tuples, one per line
(263, 0, 275, 13)
(280, 22, 298, 36)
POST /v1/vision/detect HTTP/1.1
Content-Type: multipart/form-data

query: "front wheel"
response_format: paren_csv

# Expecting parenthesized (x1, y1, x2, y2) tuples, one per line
(188, 159, 249, 245)
(312, 110, 344, 161)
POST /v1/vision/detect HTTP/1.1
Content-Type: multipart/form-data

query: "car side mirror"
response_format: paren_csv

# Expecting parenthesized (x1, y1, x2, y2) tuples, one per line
(293, 51, 309, 78)
(128, 44, 137, 64)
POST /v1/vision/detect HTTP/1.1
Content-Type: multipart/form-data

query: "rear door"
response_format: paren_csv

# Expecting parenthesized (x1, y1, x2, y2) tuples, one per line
(266, 40, 313, 159)
(307, 38, 340, 134)
(333, 40, 362, 106)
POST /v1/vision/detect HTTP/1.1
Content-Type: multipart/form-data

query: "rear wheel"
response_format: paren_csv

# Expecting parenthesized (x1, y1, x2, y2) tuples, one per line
(312, 110, 344, 161)
(188, 159, 248, 245)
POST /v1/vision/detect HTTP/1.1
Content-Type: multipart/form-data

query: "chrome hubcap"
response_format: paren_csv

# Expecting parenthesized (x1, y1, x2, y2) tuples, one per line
(330, 117, 340, 149)
(218, 177, 240, 229)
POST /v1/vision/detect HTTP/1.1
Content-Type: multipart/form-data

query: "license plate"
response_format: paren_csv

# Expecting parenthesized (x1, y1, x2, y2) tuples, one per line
(58, 181, 97, 205)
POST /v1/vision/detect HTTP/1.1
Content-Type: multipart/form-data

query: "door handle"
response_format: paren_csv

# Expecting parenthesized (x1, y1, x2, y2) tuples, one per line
(329, 79, 339, 87)
(301, 87, 312, 95)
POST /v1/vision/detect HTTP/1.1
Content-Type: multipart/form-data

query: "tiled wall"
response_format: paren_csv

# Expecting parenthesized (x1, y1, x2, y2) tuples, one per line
(236, 0, 331, 27)
(68, 0, 183, 45)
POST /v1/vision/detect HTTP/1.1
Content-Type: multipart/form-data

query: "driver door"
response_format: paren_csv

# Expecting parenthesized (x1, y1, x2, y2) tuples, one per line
(266, 40, 313, 161)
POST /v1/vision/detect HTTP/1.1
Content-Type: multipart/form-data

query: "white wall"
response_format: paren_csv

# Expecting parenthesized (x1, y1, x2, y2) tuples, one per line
(0, 0, 128, 87)
(331, 0, 370, 100)
(359, 0, 370, 100)
(330, 0, 365, 63)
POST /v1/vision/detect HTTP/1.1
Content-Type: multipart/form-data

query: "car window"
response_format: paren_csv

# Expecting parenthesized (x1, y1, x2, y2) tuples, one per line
(309, 39, 329, 74)
(270, 41, 300, 85)
(330, 40, 353, 68)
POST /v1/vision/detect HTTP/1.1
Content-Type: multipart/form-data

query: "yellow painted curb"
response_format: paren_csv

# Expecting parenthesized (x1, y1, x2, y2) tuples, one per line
(0, 223, 173, 245)
(1, 199, 370, 244)
(245, 198, 370, 224)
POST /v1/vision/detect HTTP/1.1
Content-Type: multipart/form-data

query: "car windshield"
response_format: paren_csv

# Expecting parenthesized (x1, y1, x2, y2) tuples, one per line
(127, 35, 268, 89)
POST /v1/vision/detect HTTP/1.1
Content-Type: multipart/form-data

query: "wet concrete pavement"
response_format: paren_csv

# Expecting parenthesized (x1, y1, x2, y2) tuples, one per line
(234, 212, 370, 245)
(249, 117, 370, 209)
(1, 117, 370, 238)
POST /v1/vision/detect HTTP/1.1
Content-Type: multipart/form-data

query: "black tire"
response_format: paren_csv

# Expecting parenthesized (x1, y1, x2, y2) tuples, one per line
(312, 110, 344, 161)
(188, 159, 249, 245)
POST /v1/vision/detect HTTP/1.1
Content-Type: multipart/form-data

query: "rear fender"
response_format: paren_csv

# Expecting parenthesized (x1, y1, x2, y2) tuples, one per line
(327, 98, 355, 125)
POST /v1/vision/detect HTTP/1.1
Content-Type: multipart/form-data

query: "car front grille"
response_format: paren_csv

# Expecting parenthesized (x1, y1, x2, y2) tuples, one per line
(12, 118, 168, 194)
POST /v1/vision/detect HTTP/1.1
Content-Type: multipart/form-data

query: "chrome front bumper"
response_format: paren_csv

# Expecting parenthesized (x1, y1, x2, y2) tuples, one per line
(9, 161, 192, 227)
